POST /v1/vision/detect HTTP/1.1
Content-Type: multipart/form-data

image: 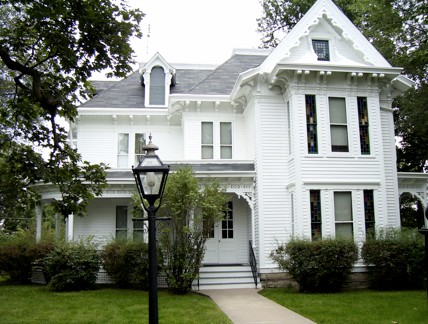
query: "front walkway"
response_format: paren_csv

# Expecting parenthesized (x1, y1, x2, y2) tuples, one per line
(201, 289, 316, 324)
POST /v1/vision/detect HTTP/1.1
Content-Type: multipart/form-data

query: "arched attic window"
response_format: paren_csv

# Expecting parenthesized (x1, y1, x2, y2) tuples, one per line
(149, 66, 165, 105)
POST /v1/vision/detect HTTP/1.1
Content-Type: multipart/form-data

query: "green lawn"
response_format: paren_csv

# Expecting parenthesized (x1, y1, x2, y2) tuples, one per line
(260, 288, 428, 324)
(0, 284, 231, 324)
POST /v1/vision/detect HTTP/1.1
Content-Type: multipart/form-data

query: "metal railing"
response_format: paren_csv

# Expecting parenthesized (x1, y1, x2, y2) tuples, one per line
(249, 240, 258, 288)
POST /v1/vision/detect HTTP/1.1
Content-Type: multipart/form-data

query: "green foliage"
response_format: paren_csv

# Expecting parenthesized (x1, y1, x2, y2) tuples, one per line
(0, 0, 143, 221)
(0, 239, 54, 283)
(42, 240, 101, 291)
(157, 167, 228, 294)
(361, 228, 425, 290)
(271, 238, 358, 292)
(101, 240, 150, 289)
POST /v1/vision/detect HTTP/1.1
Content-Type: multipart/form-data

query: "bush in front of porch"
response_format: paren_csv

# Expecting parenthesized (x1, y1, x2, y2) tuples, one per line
(155, 167, 228, 294)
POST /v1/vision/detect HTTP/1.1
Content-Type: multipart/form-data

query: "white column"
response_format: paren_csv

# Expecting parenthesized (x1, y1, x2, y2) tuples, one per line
(35, 205, 42, 242)
(66, 213, 74, 242)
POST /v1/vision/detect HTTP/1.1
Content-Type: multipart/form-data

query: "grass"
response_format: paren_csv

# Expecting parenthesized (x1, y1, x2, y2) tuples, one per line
(260, 288, 428, 324)
(0, 284, 231, 324)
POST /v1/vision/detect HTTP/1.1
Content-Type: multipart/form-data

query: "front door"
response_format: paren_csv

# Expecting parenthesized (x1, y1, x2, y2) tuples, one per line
(203, 202, 238, 264)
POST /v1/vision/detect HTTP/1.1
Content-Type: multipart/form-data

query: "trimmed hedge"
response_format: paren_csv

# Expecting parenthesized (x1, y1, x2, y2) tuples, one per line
(42, 240, 101, 291)
(271, 238, 358, 292)
(101, 241, 150, 289)
(0, 242, 54, 283)
(362, 228, 425, 290)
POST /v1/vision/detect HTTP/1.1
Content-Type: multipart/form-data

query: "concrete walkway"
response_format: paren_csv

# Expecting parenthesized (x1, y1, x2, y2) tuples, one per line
(201, 289, 316, 324)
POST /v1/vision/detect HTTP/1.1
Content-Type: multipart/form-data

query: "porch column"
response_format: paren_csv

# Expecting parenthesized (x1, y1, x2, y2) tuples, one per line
(66, 213, 74, 242)
(35, 205, 42, 242)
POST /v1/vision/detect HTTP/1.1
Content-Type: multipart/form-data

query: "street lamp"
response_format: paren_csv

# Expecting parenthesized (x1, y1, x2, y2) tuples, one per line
(132, 135, 169, 324)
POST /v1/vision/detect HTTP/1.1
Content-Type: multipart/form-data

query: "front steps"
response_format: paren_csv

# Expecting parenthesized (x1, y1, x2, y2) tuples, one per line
(193, 264, 259, 290)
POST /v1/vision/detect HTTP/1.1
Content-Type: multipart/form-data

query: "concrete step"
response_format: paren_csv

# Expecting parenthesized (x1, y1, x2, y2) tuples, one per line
(193, 264, 259, 290)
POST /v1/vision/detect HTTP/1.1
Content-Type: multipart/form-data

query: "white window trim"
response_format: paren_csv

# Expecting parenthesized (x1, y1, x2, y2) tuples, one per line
(201, 121, 234, 160)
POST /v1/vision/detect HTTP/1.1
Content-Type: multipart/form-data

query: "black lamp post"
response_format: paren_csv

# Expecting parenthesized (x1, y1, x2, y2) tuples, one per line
(132, 135, 169, 324)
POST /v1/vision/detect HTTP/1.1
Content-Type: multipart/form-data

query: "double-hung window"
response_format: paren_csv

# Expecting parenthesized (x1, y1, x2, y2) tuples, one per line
(201, 121, 232, 159)
(116, 206, 128, 240)
(220, 122, 232, 159)
(134, 133, 146, 166)
(334, 192, 353, 239)
(329, 97, 349, 152)
(117, 133, 129, 168)
(201, 122, 214, 159)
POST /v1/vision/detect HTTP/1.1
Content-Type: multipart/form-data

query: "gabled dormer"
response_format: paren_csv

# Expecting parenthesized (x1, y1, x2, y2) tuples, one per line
(139, 53, 176, 107)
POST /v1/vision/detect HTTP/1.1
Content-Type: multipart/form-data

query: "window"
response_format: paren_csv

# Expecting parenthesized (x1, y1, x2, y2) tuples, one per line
(134, 133, 146, 166)
(201, 122, 214, 159)
(222, 202, 234, 239)
(334, 192, 353, 239)
(329, 97, 349, 152)
(132, 218, 145, 241)
(201, 121, 233, 159)
(312, 40, 330, 61)
(358, 97, 370, 154)
(149, 66, 165, 105)
(220, 122, 232, 159)
(310, 190, 322, 239)
(364, 190, 375, 237)
(306, 95, 318, 153)
(116, 206, 128, 240)
(117, 133, 129, 168)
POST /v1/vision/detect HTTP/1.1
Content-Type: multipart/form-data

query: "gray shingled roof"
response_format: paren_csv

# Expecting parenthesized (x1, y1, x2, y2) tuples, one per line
(81, 53, 267, 108)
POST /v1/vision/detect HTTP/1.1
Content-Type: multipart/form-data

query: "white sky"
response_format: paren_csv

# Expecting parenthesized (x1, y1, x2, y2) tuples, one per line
(128, 0, 264, 65)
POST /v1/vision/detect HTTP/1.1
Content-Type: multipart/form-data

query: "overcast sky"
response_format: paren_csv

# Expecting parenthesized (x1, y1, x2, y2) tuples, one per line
(128, 0, 264, 65)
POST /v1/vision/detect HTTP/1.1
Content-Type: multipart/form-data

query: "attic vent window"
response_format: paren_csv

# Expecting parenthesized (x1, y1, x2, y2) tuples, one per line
(312, 40, 330, 61)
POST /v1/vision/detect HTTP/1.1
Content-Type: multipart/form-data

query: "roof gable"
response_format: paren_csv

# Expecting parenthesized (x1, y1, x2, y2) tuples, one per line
(260, 0, 391, 73)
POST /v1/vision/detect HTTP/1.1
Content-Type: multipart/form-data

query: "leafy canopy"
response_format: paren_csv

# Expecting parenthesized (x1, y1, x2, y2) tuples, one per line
(0, 0, 143, 224)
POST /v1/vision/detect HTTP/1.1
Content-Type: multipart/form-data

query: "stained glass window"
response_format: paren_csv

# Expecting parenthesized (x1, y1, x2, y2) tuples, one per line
(364, 190, 375, 237)
(306, 95, 318, 154)
(310, 190, 321, 239)
(358, 97, 370, 154)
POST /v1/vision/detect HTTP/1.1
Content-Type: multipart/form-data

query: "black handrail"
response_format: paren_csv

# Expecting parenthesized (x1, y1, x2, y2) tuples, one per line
(249, 240, 258, 288)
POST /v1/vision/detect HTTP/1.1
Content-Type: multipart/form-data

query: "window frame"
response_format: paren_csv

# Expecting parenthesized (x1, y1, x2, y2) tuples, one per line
(116, 206, 128, 240)
(117, 133, 129, 168)
(306, 95, 318, 154)
(358, 97, 371, 155)
(334, 191, 354, 239)
(312, 39, 330, 61)
(329, 97, 349, 153)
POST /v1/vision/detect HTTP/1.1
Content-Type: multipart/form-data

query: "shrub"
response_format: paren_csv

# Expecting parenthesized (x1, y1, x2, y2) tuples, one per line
(271, 238, 358, 292)
(361, 228, 425, 290)
(42, 240, 101, 291)
(101, 240, 150, 289)
(0, 241, 55, 283)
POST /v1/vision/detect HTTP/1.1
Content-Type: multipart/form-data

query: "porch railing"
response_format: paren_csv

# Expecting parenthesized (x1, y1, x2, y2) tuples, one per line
(249, 240, 258, 288)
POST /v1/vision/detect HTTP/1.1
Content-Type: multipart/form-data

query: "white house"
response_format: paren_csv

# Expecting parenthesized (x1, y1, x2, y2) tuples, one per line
(36, 0, 427, 289)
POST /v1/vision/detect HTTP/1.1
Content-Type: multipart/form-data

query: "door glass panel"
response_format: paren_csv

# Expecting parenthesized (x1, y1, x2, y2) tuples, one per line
(222, 202, 233, 239)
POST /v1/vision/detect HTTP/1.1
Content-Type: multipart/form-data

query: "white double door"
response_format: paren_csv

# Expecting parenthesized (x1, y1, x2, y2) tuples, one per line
(203, 201, 245, 264)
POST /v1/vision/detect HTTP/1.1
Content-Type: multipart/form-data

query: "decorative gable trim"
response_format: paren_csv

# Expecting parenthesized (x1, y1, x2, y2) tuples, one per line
(260, 0, 391, 73)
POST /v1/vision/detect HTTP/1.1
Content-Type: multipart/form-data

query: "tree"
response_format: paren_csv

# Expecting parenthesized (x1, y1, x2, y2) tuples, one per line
(157, 167, 228, 294)
(257, 0, 428, 171)
(0, 1, 143, 223)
